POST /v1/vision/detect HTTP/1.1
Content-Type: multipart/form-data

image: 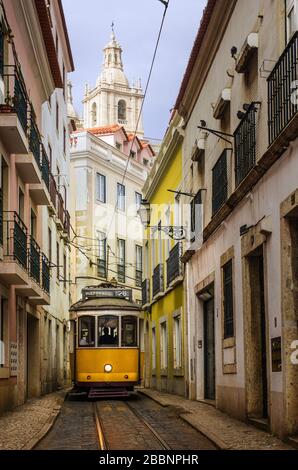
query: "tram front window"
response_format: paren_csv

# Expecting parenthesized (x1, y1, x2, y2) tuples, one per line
(122, 316, 138, 347)
(98, 316, 119, 347)
(79, 316, 95, 347)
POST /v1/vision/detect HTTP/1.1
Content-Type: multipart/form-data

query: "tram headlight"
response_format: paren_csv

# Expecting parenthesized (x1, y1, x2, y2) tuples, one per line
(104, 364, 113, 373)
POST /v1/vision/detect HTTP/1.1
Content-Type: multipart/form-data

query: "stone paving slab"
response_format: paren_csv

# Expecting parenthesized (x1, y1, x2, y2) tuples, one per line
(0, 390, 67, 450)
(139, 389, 294, 450)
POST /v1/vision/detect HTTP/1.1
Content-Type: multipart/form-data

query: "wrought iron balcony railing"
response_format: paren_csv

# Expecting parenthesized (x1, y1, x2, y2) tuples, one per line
(234, 102, 260, 186)
(29, 236, 41, 285)
(41, 146, 50, 191)
(268, 31, 298, 145)
(3, 211, 28, 270)
(142, 279, 150, 306)
(166, 243, 182, 287)
(0, 65, 29, 134)
(57, 193, 64, 225)
(29, 107, 41, 169)
(136, 269, 142, 287)
(42, 254, 50, 294)
(49, 173, 57, 210)
(97, 258, 107, 279)
(117, 264, 126, 283)
(152, 263, 164, 297)
(63, 210, 70, 237)
(212, 150, 228, 215)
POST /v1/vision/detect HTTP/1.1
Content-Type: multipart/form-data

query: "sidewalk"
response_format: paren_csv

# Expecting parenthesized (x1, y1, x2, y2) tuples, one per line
(139, 389, 293, 450)
(0, 390, 67, 450)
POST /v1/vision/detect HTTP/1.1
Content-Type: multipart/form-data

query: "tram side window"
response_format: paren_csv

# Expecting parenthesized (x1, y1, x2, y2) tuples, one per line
(98, 316, 119, 346)
(121, 316, 138, 347)
(79, 316, 95, 347)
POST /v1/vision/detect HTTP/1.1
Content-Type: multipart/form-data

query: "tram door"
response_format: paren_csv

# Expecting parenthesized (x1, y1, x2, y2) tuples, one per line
(204, 298, 215, 400)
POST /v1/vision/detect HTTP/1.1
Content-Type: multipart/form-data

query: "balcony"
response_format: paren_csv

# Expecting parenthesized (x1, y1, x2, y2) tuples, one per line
(152, 264, 164, 298)
(0, 65, 29, 154)
(29, 253, 50, 306)
(0, 212, 29, 285)
(268, 31, 298, 146)
(63, 210, 71, 238)
(142, 279, 150, 307)
(29, 236, 41, 285)
(117, 264, 126, 283)
(49, 173, 57, 214)
(166, 243, 183, 288)
(28, 132, 51, 206)
(234, 102, 260, 186)
(56, 193, 64, 230)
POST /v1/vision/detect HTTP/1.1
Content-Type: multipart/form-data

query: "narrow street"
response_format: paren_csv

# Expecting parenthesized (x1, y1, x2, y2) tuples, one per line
(35, 393, 216, 451)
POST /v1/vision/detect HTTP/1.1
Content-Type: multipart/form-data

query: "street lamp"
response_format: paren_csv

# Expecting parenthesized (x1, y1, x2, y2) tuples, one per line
(138, 200, 186, 241)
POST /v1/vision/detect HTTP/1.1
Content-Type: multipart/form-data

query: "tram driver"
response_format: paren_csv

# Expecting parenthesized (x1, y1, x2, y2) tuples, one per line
(99, 326, 117, 345)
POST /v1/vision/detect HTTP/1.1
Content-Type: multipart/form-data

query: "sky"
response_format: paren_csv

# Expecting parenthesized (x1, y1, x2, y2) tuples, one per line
(62, 0, 207, 140)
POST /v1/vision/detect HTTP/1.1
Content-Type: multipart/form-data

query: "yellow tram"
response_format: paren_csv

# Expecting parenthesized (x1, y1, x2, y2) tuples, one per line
(69, 284, 143, 398)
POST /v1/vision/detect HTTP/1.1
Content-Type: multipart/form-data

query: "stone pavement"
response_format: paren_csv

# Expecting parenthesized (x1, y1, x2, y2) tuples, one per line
(0, 390, 67, 450)
(139, 389, 293, 450)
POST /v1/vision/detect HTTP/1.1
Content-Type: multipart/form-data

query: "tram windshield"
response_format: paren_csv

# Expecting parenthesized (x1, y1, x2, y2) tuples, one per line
(121, 316, 138, 347)
(79, 316, 95, 347)
(98, 315, 119, 347)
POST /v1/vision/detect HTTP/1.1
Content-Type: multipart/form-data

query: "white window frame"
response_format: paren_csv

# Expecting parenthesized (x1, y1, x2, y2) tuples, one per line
(96, 173, 106, 203)
(152, 326, 156, 371)
(173, 311, 182, 370)
(160, 320, 168, 370)
(117, 183, 126, 212)
(287, 0, 298, 41)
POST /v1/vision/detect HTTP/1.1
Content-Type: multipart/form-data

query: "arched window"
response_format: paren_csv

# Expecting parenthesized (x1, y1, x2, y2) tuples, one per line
(91, 102, 97, 127)
(118, 100, 126, 122)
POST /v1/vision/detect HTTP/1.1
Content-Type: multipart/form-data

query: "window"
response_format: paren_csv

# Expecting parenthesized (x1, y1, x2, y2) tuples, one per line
(48, 228, 52, 263)
(287, 0, 297, 41)
(160, 322, 168, 369)
(117, 183, 125, 211)
(98, 232, 107, 278)
(98, 315, 119, 347)
(136, 245, 142, 287)
(116, 142, 122, 151)
(121, 316, 138, 347)
(190, 191, 202, 243)
(96, 173, 106, 203)
(79, 316, 95, 347)
(56, 101, 59, 133)
(212, 150, 228, 215)
(55, 31, 59, 53)
(151, 238, 155, 274)
(18, 188, 24, 221)
(0, 24, 4, 77)
(117, 239, 126, 283)
(63, 63, 65, 97)
(130, 151, 136, 159)
(56, 241, 60, 280)
(135, 192, 142, 212)
(143, 159, 149, 167)
(173, 314, 182, 369)
(152, 327, 156, 370)
(30, 209, 37, 237)
(91, 103, 97, 127)
(118, 100, 126, 121)
(63, 253, 67, 289)
(165, 207, 171, 260)
(223, 259, 234, 339)
(48, 143, 52, 171)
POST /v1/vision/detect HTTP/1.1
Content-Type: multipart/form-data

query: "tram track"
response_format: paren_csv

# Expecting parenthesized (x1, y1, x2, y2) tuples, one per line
(93, 399, 172, 450)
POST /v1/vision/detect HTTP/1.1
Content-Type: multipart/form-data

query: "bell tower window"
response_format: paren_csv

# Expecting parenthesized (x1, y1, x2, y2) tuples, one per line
(118, 100, 127, 123)
(91, 102, 97, 127)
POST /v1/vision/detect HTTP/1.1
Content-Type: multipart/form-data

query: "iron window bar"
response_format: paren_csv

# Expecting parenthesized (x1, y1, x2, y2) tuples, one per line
(0, 64, 29, 134)
(166, 242, 182, 287)
(41, 145, 50, 191)
(142, 279, 150, 306)
(3, 211, 28, 270)
(268, 30, 298, 145)
(42, 253, 50, 294)
(29, 236, 41, 285)
(212, 149, 229, 215)
(152, 263, 164, 297)
(29, 104, 42, 169)
(117, 264, 126, 283)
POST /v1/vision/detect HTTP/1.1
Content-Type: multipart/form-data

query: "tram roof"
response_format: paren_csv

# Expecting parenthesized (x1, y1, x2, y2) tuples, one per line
(70, 296, 141, 312)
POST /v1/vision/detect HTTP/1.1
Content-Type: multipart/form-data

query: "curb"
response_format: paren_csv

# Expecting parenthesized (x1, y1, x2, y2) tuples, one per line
(138, 389, 230, 450)
(21, 391, 68, 450)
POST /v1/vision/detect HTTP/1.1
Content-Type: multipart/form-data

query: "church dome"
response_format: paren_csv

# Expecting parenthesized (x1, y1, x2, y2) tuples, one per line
(96, 30, 129, 88)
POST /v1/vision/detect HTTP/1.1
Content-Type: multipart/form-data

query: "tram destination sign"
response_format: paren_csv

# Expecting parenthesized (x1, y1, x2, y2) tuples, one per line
(83, 287, 133, 302)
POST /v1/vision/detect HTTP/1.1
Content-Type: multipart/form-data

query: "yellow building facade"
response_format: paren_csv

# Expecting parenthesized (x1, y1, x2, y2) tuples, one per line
(142, 113, 187, 396)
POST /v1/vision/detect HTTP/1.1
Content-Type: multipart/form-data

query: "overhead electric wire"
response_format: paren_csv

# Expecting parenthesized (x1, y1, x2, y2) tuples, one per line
(105, 0, 170, 240)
